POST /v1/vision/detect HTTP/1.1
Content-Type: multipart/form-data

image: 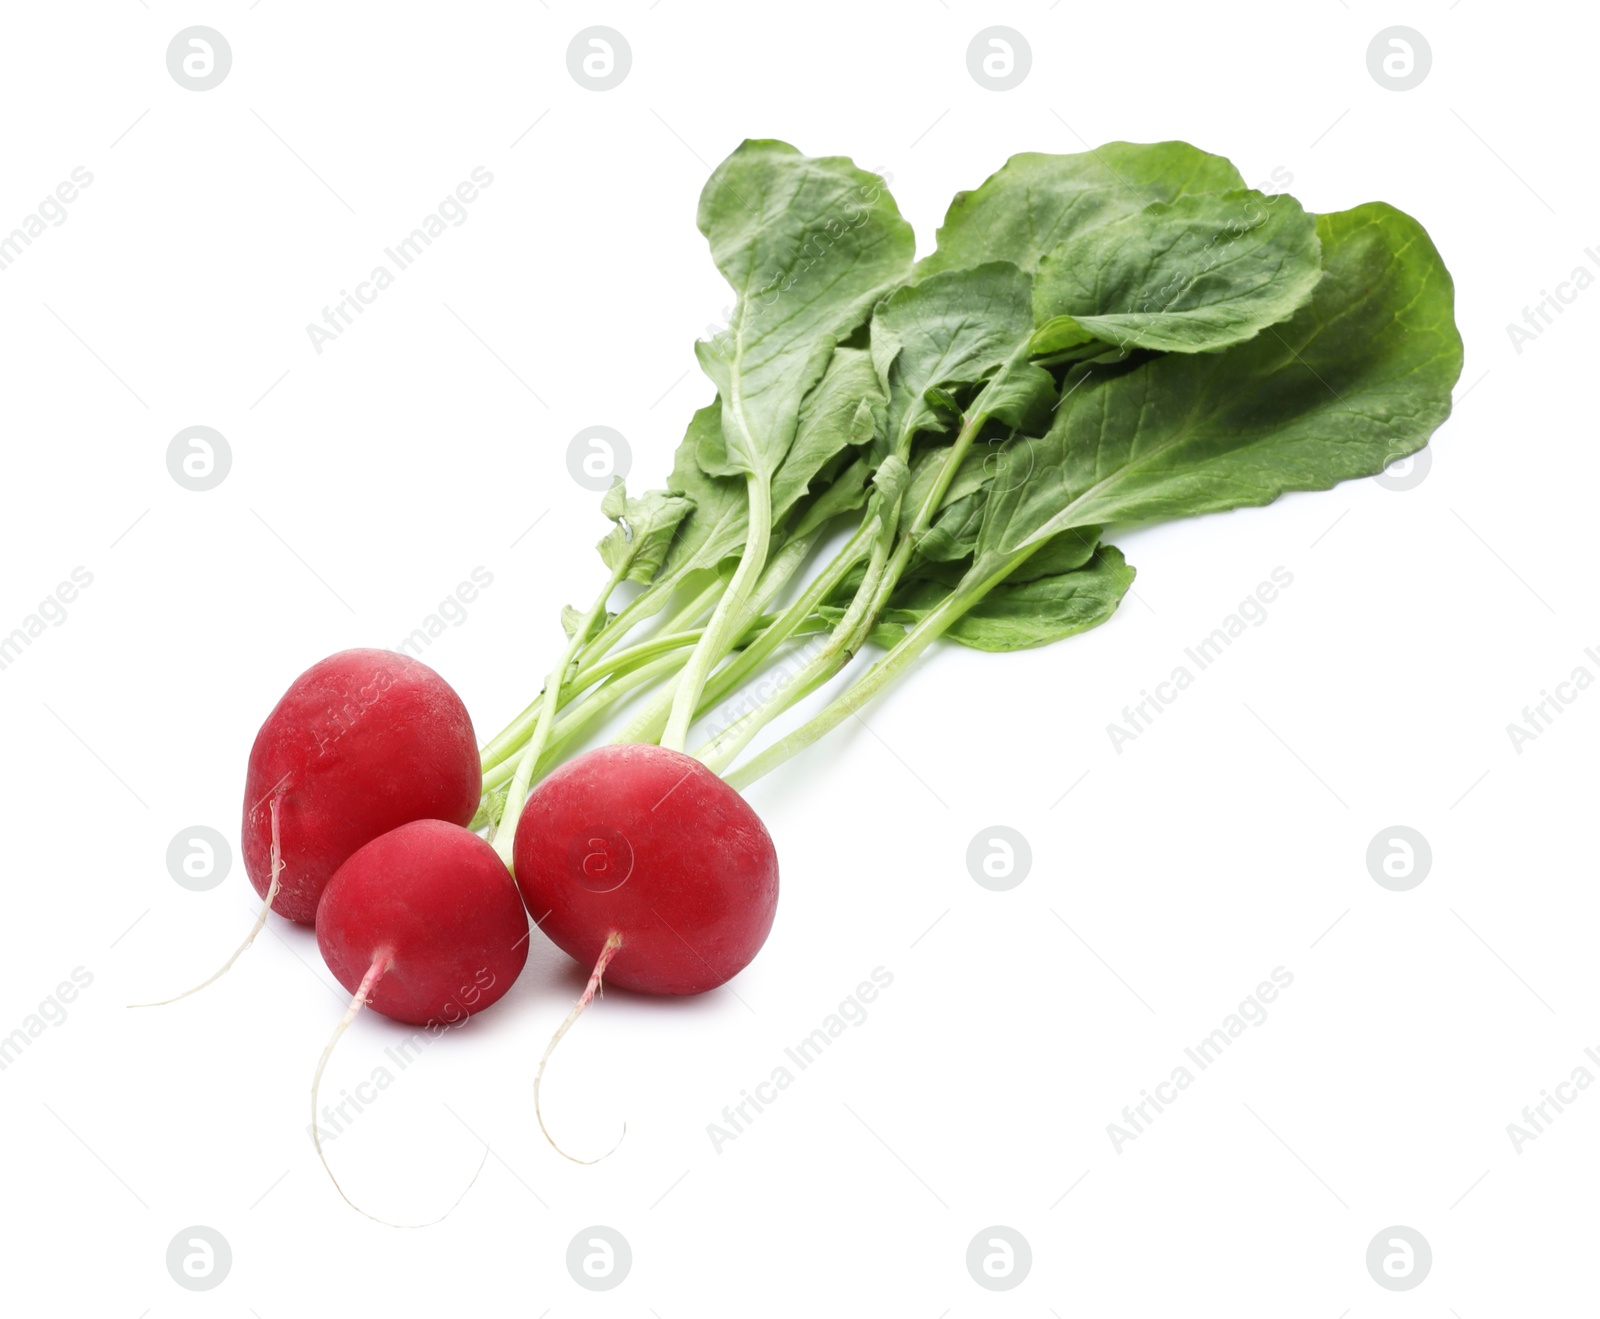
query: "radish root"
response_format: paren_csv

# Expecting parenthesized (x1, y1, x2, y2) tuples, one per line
(311, 952, 488, 1228)
(129, 793, 287, 1009)
(535, 931, 626, 1165)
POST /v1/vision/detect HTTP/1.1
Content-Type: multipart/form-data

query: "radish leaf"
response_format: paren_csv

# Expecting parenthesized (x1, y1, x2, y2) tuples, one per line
(975, 202, 1463, 568)
(1032, 189, 1322, 354)
(916, 141, 1248, 280)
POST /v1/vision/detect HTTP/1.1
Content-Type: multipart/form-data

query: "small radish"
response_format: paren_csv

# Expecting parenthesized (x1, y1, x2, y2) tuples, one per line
(312, 818, 530, 1221)
(512, 743, 778, 1158)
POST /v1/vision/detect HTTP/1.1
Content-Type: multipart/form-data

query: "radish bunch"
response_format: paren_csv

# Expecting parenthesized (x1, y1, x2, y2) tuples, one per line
(136, 137, 1462, 1216)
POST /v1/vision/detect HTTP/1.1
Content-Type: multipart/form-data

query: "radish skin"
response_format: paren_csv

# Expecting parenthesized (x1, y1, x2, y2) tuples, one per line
(242, 649, 481, 925)
(512, 744, 778, 995)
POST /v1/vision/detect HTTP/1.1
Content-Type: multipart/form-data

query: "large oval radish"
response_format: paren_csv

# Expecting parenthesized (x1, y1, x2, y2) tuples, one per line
(243, 649, 481, 924)
(511, 743, 777, 1160)
(511, 743, 778, 995)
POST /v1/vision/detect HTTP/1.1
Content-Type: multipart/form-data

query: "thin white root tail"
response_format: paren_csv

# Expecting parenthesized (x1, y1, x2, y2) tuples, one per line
(535, 931, 626, 1165)
(128, 794, 287, 1009)
(311, 953, 488, 1228)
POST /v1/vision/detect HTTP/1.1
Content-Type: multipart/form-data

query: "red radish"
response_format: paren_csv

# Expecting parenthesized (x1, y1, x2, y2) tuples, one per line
(512, 743, 778, 1158)
(244, 649, 481, 924)
(316, 819, 530, 1025)
(132, 649, 483, 1009)
(311, 818, 530, 1222)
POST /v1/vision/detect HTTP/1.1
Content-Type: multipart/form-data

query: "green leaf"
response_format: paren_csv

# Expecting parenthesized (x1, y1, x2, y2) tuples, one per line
(596, 478, 695, 584)
(976, 202, 1463, 567)
(871, 263, 1040, 448)
(917, 488, 986, 562)
(1005, 525, 1102, 583)
(942, 544, 1134, 652)
(657, 402, 754, 578)
(560, 603, 608, 642)
(1032, 190, 1321, 354)
(872, 453, 912, 510)
(770, 347, 884, 520)
(834, 544, 1134, 653)
(694, 141, 915, 482)
(788, 454, 873, 539)
(916, 142, 1247, 280)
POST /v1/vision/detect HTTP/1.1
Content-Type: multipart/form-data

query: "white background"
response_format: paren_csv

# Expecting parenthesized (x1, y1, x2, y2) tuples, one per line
(0, 1, 1592, 1314)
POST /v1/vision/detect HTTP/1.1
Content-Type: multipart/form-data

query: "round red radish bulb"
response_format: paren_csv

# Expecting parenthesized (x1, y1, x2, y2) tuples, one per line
(512, 743, 779, 995)
(316, 819, 529, 1025)
(242, 649, 481, 924)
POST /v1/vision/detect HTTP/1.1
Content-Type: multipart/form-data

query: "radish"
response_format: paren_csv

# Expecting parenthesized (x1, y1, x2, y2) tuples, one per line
(311, 818, 530, 1221)
(317, 819, 529, 1025)
(245, 649, 482, 923)
(511, 743, 778, 1158)
(132, 649, 481, 1007)
(137, 140, 1458, 1214)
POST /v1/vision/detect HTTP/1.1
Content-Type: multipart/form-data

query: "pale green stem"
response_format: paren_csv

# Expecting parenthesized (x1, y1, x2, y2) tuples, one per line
(479, 574, 726, 774)
(494, 572, 621, 863)
(696, 521, 893, 773)
(723, 545, 1038, 790)
(661, 473, 773, 751)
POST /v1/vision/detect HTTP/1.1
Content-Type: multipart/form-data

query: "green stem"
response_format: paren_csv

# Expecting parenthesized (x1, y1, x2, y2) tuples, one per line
(696, 411, 993, 772)
(480, 639, 699, 795)
(478, 574, 726, 775)
(494, 572, 621, 864)
(661, 473, 773, 751)
(701, 515, 875, 705)
(723, 545, 1038, 791)
(695, 514, 894, 773)
(480, 647, 691, 803)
